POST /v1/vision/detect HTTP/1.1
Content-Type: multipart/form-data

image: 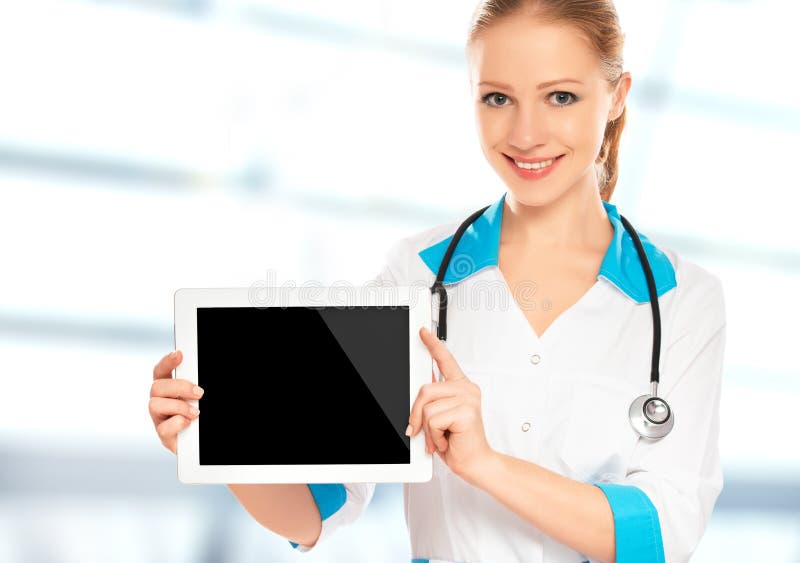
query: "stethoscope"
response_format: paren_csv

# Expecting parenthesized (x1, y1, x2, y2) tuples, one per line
(429, 203, 674, 440)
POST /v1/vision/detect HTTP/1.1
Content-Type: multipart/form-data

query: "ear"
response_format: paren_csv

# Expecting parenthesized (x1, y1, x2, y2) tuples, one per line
(608, 71, 632, 122)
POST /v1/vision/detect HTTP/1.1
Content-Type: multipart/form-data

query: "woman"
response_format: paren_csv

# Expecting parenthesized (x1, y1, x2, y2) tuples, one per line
(149, 1, 726, 562)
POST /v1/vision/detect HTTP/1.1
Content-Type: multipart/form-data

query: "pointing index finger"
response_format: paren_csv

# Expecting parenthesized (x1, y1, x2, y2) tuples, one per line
(419, 326, 467, 382)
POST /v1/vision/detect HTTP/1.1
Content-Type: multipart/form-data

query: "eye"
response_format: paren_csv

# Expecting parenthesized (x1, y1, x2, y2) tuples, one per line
(549, 91, 579, 108)
(481, 91, 580, 109)
(481, 92, 510, 108)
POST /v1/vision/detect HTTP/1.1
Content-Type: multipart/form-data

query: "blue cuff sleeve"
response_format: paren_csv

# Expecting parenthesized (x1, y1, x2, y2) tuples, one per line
(594, 483, 665, 563)
(289, 483, 348, 549)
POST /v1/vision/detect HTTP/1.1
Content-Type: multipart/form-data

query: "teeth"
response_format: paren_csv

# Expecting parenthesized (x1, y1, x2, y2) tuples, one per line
(514, 157, 557, 170)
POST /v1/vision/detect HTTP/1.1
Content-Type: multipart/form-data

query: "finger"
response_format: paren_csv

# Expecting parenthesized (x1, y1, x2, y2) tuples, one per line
(421, 398, 457, 454)
(430, 407, 467, 453)
(150, 377, 204, 400)
(411, 387, 453, 454)
(156, 414, 192, 455)
(153, 350, 183, 381)
(149, 396, 200, 426)
(419, 327, 467, 382)
(424, 425, 436, 456)
(423, 397, 460, 452)
(408, 381, 460, 437)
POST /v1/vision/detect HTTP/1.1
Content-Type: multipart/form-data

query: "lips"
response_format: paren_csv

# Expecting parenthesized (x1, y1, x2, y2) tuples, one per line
(503, 152, 565, 180)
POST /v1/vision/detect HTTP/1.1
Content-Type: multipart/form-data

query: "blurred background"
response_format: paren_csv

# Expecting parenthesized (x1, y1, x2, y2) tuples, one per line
(0, 0, 798, 561)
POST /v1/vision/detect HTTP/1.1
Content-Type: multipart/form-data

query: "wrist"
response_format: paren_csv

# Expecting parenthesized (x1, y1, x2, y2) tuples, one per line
(459, 447, 503, 488)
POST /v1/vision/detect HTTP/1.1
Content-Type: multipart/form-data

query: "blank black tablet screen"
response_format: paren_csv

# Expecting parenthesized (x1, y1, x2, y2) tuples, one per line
(196, 306, 411, 465)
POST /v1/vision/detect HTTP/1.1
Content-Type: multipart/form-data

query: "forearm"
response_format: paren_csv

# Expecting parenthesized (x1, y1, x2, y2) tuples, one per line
(226, 484, 322, 547)
(466, 452, 616, 563)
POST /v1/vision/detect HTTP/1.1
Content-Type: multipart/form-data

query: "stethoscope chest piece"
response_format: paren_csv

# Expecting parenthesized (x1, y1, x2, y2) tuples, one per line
(629, 394, 674, 439)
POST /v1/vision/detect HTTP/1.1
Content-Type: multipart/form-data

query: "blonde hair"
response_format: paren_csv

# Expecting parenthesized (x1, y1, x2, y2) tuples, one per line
(466, 0, 626, 200)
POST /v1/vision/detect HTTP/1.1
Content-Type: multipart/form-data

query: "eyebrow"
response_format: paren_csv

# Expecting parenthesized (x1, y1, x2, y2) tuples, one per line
(478, 78, 583, 90)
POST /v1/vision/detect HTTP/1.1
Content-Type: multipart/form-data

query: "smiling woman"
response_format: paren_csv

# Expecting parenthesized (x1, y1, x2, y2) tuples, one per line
(464, 1, 632, 365)
(171, 3, 727, 563)
(467, 5, 629, 207)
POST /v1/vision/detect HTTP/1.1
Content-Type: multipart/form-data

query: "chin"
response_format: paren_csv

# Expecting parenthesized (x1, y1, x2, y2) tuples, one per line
(496, 170, 558, 204)
(501, 160, 598, 209)
(504, 186, 556, 208)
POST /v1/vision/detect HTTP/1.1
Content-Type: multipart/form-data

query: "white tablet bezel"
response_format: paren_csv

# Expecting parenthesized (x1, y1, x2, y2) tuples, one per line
(174, 284, 433, 484)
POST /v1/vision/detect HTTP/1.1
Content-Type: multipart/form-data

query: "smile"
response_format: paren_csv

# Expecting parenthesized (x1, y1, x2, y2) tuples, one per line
(503, 154, 565, 181)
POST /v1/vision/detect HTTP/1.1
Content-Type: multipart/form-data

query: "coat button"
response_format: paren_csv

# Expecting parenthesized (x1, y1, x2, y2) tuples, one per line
(530, 354, 541, 365)
(521, 422, 531, 432)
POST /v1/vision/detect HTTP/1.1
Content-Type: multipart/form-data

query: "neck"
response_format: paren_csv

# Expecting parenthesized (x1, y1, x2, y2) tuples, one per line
(501, 178, 613, 252)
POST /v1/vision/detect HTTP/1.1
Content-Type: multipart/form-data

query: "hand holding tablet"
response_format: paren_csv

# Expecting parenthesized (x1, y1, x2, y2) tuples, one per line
(172, 285, 433, 484)
(149, 349, 202, 455)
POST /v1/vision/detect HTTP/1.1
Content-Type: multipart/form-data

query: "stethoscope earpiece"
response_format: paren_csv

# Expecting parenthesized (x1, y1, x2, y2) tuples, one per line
(629, 393, 674, 439)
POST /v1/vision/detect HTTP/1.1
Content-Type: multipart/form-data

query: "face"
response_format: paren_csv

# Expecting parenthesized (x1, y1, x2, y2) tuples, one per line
(467, 16, 631, 206)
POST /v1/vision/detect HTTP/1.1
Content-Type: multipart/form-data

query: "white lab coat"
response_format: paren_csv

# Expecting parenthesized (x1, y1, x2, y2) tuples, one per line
(290, 191, 726, 563)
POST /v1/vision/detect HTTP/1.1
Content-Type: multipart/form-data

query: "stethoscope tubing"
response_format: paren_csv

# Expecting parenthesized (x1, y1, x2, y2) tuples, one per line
(429, 202, 674, 440)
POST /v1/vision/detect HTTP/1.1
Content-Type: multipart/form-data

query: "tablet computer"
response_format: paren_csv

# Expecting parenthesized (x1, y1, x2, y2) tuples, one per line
(173, 284, 433, 484)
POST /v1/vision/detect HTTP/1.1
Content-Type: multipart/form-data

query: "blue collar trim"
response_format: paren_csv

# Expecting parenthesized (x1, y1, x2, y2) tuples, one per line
(417, 192, 676, 303)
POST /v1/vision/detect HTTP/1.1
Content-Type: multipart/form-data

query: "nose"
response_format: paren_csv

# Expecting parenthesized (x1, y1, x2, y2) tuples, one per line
(506, 102, 549, 152)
